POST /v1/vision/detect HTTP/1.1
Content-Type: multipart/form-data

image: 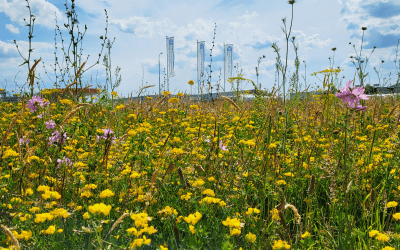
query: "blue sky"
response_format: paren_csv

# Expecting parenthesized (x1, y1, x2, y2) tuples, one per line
(1, 0, 400, 96)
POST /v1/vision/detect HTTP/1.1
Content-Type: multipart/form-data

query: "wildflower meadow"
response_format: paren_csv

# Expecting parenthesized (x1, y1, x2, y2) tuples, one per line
(1, 0, 400, 249)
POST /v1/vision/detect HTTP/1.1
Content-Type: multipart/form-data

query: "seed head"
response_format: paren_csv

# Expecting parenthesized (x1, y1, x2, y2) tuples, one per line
(361, 27, 367, 31)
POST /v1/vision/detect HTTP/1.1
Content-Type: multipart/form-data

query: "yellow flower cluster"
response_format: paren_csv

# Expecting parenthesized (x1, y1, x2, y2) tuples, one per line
(272, 240, 291, 249)
(131, 212, 152, 228)
(181, 192, 192, 201)
(170, 148, 184, 155)
(369, 230, 389, 242)
(301, 231, 311, 239)
(50, 208, 69, 218)
(41, 225, 57, 235)
(393, 213, 400, 221)
(239, 139, 256, 147)
(35, 213, 54, 223)
(130, 235, 151, 249)
(199, 196, 225, 206)
(183, 212, 202, 225)
(1, 149, 18, 159)
(88, 203, 112, 216)
(192, 179, 205, 187)
(245, 207, 260, 216)
(111, 91, 118, 98)
(386, 201, 398, 208)
(270, 209, 280, 221)
(12, 230, 32, 241)
(115, 104, 124, 110)
(245, 232, 256, 243)
(99, 189, 115, 198)
(222, 217, 243, 235)
(202, 189, 215, 197)
(168, 97, 179, 104)
(59, 99, 72, 105)
(157, 206, 178, 217)
(37, 186, 61, 200)
(381, 247, 395, 250)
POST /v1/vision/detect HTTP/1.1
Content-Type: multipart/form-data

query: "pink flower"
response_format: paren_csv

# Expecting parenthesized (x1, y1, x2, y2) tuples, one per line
(27, 96, 49, 113)
(27, 96, 44, 113)
(355, 105, 367, 112)
(45, 120, 56, 129)
(219, 140, 227, 151)
(335, 80, 369, 109)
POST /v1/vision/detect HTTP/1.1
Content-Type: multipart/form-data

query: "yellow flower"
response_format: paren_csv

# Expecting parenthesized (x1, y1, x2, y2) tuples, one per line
(369, 230, 379, 238)
(272, 240, 291, 249)
(192, 179, 205, 187)
(270, 209, 280, 221)
(202, 189, 215, 197)
(99, 189, 115, 198)
(245, 208, 260, 215)
(189, 225, 196, 234)
(301, 231, 311, 239)
(2, 149, 19, 159)
(41, 225, 56, 235)
(29, 207, 40, 213)
(168, 97, 179, 104)
(245, 232, 256, 243)
(393, 213, 400, 221)
(188, 80, 194, 85)
(34, 213, 54, 223)
(57, 229, 63, 233)
(375, 233, 389, 242)
(183, 212, 202, 225)
(83, 212, 90, 219)
(381, 247, 395, 250)
(222, 217, 242, 229)
(387, 201, 398, 208)
(111, 91, 118, 97)
(12, 230, 32, 241)
(276, 180, 286, 186)
(88, 203, 112, 216)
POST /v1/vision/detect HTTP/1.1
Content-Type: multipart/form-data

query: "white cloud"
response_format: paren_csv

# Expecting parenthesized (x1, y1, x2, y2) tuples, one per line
(0, 39, 19, 58)
(0, 0, 64, 28)
(5, 23, 19, 34)
(110, 16, 176, 38)
(291, 30, 332, 51)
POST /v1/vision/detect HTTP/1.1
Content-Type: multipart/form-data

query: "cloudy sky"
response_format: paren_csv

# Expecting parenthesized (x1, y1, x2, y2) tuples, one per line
(1, 0, 400, 96)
